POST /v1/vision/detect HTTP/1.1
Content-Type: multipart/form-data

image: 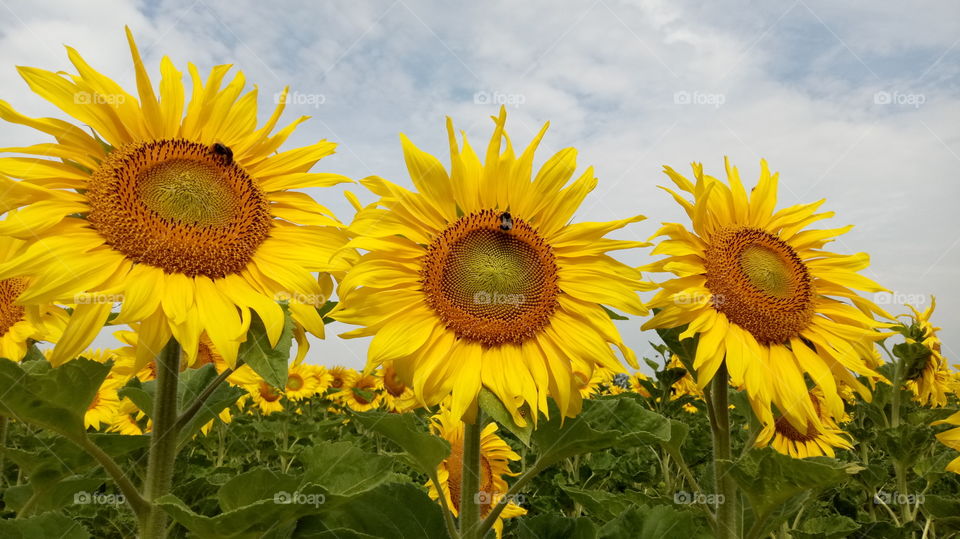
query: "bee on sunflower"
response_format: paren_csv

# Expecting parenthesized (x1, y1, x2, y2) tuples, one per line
(0, 27, 354, 369)
(333, 107, 651, 425)
(643, 158, 891, 446)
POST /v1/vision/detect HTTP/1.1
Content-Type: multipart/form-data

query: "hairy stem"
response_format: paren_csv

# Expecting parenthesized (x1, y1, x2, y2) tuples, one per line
(459, 417, 483, 539)
(710, 366, 737, 539)
(140, 338, 182, 538)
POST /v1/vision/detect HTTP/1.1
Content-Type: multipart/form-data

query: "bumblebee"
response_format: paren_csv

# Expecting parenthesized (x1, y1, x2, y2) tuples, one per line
(212, 142, 234, 165)
(499, 211, 513, 231)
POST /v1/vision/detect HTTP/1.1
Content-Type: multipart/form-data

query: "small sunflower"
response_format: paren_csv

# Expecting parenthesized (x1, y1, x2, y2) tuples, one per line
(86, 373, 123, 430)
(755, 389, 852, 458)
(334, 370, 383, 412)
(426, 404, 526, 539)
(899, 297, 952, 407)
(0, 28, 354, 369)
(326, 366, 355, 394)
(334, 108, 651, 425)
(108, 397, 149, 435)
(667, 355, 703, 413)
(247, 381, 285, 415)
(284, 363, 321, 401)
(573, 365, 615, 400)
(629, 371, 653, 398)
(643, 158, 890, 436)
(0, 227, 68, 361)
(380, 361, 419, 413)
(934, 411, 960, 474)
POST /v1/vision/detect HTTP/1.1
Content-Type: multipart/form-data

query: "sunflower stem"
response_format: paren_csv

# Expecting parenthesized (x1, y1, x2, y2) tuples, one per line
(459, 415, 483, 539)
(886, 342, 913, 523)
(140, 338, 182, 539)
(710, 366, 738, 539)
(0, 415, 8, 487)
(77, 435, 150, 517)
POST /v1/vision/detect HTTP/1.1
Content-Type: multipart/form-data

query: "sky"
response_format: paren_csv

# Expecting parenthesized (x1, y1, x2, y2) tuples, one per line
(0, 0, 958, 371)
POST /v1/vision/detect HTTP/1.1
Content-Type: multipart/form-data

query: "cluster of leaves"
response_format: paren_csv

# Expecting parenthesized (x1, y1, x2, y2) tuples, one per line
(1, 341, 959, 537)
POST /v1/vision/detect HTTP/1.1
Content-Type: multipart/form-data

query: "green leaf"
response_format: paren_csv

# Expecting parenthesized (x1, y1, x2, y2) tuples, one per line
(599, 504, 711, 539)
(0, 511, 90, 539)
(4, 477, 107, 514)
(156, 489, 328, 539)
(298, 441, 395, 497)
(601, 306, 629, 320)
(793, 515, 861, 538)
(730, 448, 852, 533)
(238, 303, 295, 388)
(0, 358, 110, 441)
(562, 487, 657, 523)
(921, 495, 960, 531)
(531, 396, 673, 469)
(309, 483, 447, 539)
(117, 378, 154, 419)
(516, 514, 599, 539)
(217, 468, 301, 513)
(351, 411, 450, 476)
(480, 387, 533, 446)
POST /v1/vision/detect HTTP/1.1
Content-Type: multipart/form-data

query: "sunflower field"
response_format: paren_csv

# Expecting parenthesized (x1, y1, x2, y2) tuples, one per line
(0, 26, 959, 539)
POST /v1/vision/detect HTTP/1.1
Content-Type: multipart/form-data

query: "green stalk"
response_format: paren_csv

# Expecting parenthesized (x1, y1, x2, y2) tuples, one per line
(459, 417, 483, 539)
(710, 366, 737, 539)
(886, 343, 912, 523)
(0, 415, 7, 487)
(140, 338, 182, 538)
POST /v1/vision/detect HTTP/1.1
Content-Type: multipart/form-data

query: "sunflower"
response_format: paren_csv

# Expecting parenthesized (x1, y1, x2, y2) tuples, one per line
(380, 361, 419, 413)
(108, 397, 149, 435)
(333, 108, 650, 425)
(899, 297, 952, 407)
(629, 371, 653, 398)
(755, 389, 852, 458)
(0, 28, 354, 370)
(284, 362, 321, 401)
(86, 373, 123, 430)
(0, 227, 69, 361)
(246, 380, 285, 415)
(573, 365, 615, 399)
(667, 354, 703, 413)
(326, 366, 355, 394)
(426, 404, 526, 539)
(934, 411, 960, 474)
(643, 158, 890, 436)
(334, 370, 383, 412)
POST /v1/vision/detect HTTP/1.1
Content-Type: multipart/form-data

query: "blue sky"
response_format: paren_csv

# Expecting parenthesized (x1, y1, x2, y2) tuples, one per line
(1, 0, 958, 371)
